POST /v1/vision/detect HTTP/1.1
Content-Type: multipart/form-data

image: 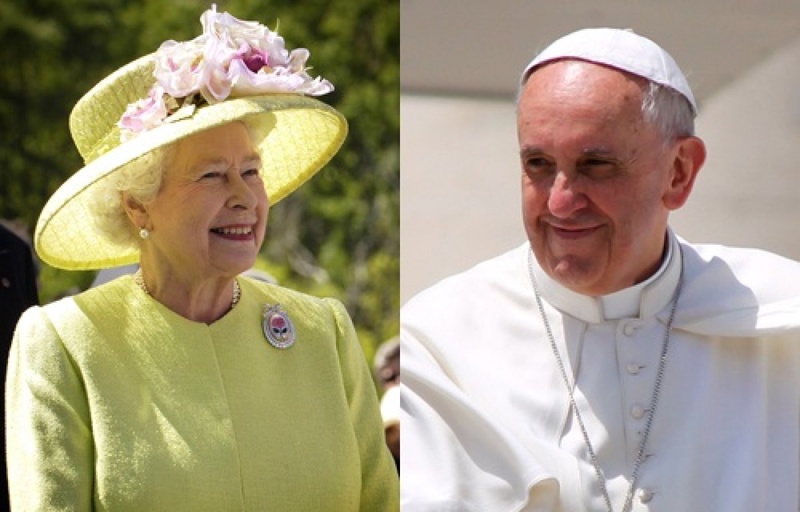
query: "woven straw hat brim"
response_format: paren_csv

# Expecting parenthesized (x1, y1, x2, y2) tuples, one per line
(36, 94, 347, 270)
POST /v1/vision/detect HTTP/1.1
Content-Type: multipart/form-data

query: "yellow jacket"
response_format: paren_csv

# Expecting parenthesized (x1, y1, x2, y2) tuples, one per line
(7, 275, 399, 511)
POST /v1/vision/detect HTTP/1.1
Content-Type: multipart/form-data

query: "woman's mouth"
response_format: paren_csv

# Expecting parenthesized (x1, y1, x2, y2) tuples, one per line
(211, 225, 254, 239)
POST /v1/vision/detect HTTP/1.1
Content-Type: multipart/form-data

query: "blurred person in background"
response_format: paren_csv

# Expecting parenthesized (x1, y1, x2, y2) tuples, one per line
(374, 336, 400, 469)
(0, 220, 38, 509)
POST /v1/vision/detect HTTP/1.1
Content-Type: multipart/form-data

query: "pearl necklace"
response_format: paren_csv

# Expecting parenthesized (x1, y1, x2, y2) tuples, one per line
(527, 249, 683, 512)
(133, 268, 241, 311)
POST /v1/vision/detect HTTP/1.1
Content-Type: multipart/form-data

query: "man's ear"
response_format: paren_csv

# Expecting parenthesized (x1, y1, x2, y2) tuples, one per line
(663, 136, 706, 210)
(121, 191, 150, 230)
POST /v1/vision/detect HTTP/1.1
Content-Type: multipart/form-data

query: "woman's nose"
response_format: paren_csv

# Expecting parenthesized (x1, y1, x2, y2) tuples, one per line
(227, 174, 258, 209)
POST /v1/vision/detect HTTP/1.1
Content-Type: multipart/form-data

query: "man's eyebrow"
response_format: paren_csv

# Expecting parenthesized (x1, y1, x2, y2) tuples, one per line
(518, 146, 617, 156)
(519, 145, 546, 157)
(580, 147, 615, 155)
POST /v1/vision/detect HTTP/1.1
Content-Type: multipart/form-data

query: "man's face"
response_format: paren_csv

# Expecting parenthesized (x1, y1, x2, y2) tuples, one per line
(517, 60, 680, 296)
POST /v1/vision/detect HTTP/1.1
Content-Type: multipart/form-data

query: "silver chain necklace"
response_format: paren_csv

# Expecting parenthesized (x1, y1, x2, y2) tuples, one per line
(527, 249, 683, 512)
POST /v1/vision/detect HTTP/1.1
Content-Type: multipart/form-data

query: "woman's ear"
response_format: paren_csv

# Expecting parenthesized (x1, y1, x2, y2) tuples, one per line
(663, 136, 706, 210)
(121, 191, 150, 230)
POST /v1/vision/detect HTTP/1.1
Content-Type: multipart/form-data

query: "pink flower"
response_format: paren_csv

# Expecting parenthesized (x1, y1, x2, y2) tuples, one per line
(118, 85, 169, 141)
(237, 46, 269, 73)
(228, 45, 333, 97)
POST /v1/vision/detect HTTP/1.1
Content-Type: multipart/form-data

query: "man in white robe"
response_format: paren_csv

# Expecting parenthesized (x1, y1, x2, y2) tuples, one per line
(401, 28, 800, 512)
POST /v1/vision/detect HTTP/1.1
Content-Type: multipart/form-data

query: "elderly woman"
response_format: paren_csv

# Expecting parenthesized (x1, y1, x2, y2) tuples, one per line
(6, 7, 399, 511)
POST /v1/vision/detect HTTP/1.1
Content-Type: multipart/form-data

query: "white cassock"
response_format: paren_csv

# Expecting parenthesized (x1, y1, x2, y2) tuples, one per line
(401, 231, 800, 511)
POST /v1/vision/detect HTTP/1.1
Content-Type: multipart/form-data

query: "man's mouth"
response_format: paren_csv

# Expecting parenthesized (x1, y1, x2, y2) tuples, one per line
(549, 223, 600, 239)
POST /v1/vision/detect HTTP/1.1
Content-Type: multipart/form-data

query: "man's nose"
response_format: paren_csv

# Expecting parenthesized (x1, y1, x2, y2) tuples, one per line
(547, 172, 587, 218)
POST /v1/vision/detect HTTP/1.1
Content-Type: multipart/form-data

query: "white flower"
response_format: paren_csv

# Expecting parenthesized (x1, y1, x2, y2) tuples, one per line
(199, 35, 236, 102)
(153, 39, 205, 98)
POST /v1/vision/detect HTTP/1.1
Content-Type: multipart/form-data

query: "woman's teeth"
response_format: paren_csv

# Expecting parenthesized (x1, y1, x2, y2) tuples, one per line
(212, 226, 252, 235)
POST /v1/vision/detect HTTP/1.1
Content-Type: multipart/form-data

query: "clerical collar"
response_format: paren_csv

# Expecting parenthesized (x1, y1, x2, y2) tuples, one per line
(529, 230, 683, 323)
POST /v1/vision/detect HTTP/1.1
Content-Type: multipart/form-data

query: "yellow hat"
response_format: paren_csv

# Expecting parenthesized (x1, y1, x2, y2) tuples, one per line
(35, 6, 347, 270)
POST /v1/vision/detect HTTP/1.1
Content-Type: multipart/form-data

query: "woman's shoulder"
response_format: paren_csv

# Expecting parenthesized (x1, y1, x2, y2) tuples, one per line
(16, 276, 138, 337)
(236, 277, 356, 346)
(238, 276, 346, 315)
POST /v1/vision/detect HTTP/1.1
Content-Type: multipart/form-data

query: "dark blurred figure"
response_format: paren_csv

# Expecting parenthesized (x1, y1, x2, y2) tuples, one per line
(0, 219, 39, 352)
(0, 221, 39, 508)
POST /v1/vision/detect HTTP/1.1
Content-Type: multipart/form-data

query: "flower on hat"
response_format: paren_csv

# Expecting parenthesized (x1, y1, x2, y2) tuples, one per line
(118, 4, 333, 141)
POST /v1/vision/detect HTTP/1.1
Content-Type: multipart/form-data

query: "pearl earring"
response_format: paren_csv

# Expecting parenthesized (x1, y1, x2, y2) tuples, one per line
(139, 228, 150, 239)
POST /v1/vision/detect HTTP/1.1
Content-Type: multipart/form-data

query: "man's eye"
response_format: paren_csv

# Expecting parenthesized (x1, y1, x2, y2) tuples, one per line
(583, 158, 617, 168)
(526, 158, 549, 167)
(578, 159, 618, 179)
(523, 158, 555, 178)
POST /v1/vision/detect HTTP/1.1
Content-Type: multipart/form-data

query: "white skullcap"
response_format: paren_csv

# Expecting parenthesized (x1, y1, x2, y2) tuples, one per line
(521, 28, 696, 113)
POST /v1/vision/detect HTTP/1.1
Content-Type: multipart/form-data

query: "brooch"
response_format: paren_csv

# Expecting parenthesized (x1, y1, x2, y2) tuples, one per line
(262, 303, 296, 349)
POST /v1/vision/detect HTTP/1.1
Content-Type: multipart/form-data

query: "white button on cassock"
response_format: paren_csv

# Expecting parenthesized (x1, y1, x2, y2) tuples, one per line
(639, 488, 655, 503)
(623, 323, 638, 336)
(626, 363, 642, 375)
(630, 404, 647, 420)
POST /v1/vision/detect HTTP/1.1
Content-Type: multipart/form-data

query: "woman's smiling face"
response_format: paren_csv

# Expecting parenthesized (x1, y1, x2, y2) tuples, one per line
(142, 122, 269, 281)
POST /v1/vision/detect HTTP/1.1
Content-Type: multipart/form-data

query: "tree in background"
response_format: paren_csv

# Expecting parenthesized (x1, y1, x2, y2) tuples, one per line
(0, 0, 399, 362)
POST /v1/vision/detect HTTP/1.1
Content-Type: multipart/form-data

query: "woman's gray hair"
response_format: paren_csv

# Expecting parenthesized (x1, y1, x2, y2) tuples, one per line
(87, 145, 172, 253)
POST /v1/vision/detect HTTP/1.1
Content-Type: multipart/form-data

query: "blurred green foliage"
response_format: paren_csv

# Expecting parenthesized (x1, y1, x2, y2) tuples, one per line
(0, 0, 399, 364)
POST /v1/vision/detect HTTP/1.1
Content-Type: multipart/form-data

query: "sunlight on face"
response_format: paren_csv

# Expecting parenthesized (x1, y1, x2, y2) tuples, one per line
(518, 61, 676, 296)
(144, 122, 269, 282)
